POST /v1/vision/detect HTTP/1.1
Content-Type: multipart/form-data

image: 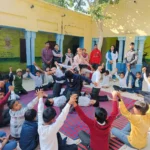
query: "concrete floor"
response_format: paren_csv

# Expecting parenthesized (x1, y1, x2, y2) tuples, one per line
(21, 78, 150, 150)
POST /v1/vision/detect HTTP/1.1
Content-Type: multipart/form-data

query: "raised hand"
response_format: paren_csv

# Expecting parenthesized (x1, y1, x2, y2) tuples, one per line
(142, 67, 146, 73)
(68, 94, 78, 105)
(26, 68, 30, 73)
(111, 91, 118, 101)
(36, 90, 44, 99)
(9, 86, 14, 91)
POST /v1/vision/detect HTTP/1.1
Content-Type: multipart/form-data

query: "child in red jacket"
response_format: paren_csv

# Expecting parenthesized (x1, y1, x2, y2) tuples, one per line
(73, 91, 119, 150)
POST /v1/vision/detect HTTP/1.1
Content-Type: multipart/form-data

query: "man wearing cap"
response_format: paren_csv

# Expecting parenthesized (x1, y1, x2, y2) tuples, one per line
(13, 68, 28, 95)
(41, 41, 53, 70)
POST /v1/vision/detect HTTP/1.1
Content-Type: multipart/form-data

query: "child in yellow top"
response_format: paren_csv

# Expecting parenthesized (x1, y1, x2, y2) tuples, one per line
(111, 92, 150, 149)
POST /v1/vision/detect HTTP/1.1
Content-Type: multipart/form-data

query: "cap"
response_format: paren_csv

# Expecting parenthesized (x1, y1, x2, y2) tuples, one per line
(16, 68, 22, 73)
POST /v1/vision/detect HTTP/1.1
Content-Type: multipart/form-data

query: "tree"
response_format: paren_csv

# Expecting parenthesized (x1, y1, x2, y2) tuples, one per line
(44, 0, 120, 50)
(87, 0, 120, 50)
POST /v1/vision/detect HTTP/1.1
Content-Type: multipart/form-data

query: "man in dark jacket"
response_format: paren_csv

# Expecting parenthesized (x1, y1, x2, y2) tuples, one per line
(19, 109, 39, 150)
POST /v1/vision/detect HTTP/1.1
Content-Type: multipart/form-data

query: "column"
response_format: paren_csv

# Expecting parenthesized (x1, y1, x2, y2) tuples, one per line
(55, 34, 64, 61)
(25, 30, 31, 69)
(31, 31, 36, 73)
(136, 36, 146, 72)
(134, 36, 139, 51)
(117, 37, 126, 72)
(79, 37, 84, 48)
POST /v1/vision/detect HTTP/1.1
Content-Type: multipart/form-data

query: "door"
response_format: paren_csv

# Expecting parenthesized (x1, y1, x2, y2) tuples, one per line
(20, 39, 26, 63)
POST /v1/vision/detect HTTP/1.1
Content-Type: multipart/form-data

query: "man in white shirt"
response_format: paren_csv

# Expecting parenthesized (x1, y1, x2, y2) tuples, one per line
(38, 91, 78, 150)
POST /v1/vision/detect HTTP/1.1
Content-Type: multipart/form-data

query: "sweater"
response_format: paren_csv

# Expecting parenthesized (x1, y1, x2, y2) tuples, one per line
(119, 100, 150, 149)
(89, 48, 102, 64)
(38, 98, 71, 150)
(19, 121, 38, 150)
(0, 92, 11, 124)
(9, 97, 39, 138)
(75, 101, 118, 150)
(14, 75, 24, 92)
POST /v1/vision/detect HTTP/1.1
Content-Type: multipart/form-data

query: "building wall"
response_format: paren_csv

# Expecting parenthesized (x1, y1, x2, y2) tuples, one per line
(0, 28, 26, 72)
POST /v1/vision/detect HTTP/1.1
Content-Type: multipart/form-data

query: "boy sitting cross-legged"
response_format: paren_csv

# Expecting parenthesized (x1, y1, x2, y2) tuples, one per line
(72, 91, 119, 150)
(7, 91, 39, 139)
(38, 91, 78, 150)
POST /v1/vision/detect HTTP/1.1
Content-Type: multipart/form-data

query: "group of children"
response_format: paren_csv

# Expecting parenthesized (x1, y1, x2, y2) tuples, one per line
(0, 46, 150, 150)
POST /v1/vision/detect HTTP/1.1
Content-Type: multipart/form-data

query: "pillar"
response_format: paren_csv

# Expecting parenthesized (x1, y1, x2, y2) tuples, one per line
(31, 31, 36, 73)
(134, 36, 139, 51)
(79, 37, 84, 48)
(136, 36, 146, 72)
(25, 30, 31, 70)
(117, 37, 126, 72)
(56, 34, 64, 61)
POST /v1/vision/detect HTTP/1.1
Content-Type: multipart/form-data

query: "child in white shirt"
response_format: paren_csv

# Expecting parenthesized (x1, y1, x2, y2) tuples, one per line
(38, 92, 77, 150)
(113, 68, 129, 92)
(101, 70, 111, 88)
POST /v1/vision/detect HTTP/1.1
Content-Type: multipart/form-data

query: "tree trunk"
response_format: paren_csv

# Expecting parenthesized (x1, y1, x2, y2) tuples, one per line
(97, 21, 103, 51)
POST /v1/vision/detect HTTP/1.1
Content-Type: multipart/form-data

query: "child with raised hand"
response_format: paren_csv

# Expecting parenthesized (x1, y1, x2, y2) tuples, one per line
(19, 109, 39, 150)
(38, 91, 78, 150)
(12, 68, 28, 95)
(111, 92, 150, 149)
(72, 91, 119, 150)
(7, 90, 39, 139)
(137, 67, 150, 103)
(0, 86, 14, 127)
(113, 68, 129, 92)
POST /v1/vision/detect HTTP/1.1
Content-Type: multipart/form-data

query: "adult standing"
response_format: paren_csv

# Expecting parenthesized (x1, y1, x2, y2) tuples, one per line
(89, 44, 102, 65)
(106, 45, 118, 80)
(41, 41, 53, 70)
(52, 44, 62, 66)
(125, 42, 138, 87)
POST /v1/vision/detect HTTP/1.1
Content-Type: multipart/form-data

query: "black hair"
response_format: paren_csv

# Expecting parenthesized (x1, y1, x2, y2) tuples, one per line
(3, 75, 9, 80)
(45, 41, 50, 44)
(130, 42, 135, 45)
(105, 70, 109, 75)
(25, 109, 37, 121)
(0, 88, 5, 93)
(120, 72, 125, 76)
(95, 107, 107, 124)
(109, 45, 116, 54)
(92, 64, 99, 71)
(45, 98, 54, 107)
(65, 70, 73, 79)
(43, 107, 57, 123)
(134, 103, 149, 115)
(35, 70, 41, 74)
(7, 100, 17, 109)
(136, 72, 141, 75)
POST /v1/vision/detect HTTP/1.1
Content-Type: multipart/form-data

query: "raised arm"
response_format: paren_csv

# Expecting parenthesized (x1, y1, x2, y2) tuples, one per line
(80, 75, 92, 84)
(108, 91, 119, 123)
(34, 63, 45, 74)
(74, 104, 93, 126)
(38, 97, 44, 127)
(51, 94, 77, 133)
(0, 91, 10, 105)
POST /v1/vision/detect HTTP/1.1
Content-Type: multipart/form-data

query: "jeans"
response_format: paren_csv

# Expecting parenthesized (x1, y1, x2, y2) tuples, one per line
(53, 83, 64, 97)
(15, 88, 28, 95)
(113, 85, 126, 92)
(0, 131, 17, 150)
(126, 87, 141, 93)
(111, 123, 134, 148)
